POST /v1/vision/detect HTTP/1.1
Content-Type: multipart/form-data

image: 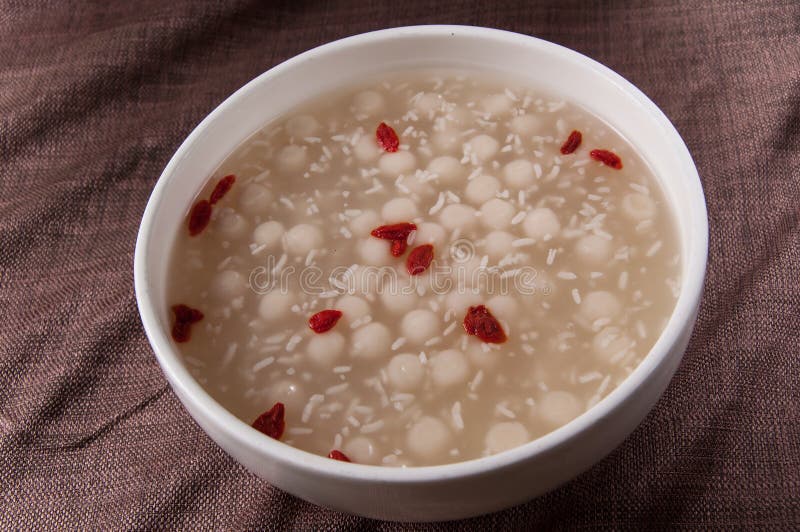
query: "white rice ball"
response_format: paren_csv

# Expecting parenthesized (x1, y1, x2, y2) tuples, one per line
(382, 197, 418, 223)
(343, 436, 380, 465)
(445, 288, 482, 316)
(427, 156, 465, 185)
(211, 270, 247, 301)
(439, 204, 477, 231)
(379, 289, 418, 315)
(466, 338, 499, 371)
(269, 379, 305, 413)
(431, 128, 461, 154)
(480, 93, 514, 117)
(349, 210, 380, 237)
(353, 90, 385, 117)
(509, 114, 541, 137)
(354, 134, 381, 162)
(465, 175, 501, 205)
(358, 238, 393, 266)
(486, 294, 519, 324)
(253, 221, 284, 249)
(448, 106, 473, 126)
(351, 322, 391, 360)
(258, 290, 294, 322)
(430, 349, 470, 388)
(480, 198, 515, 230)
(401, 309, 439, 345)
(215, 210, 248, 240)
(285, 114, 320, 138)
(414, 222, 446, 247)
(579, 291, 622, 323)
(406, 416, 452, 459)
(336, 295, 370, 326)
(485, 422, 530, 454)
(349, 265, 380, 296)
(483, 231, 515, 260)
(538, 390, 582, 428)
(386, 353, 425, 392)
(379, 151, 417, 177)
(414, 92, 441, 114)
(306, 331, 345, 368)
(467, 134, 500, 162)
(277, 145, 308, 173)
(503, 159, 535, 189)
(621, 192, 657, 221)
(574, 234, 612, 265)
(451, 256, 484, 288)
(522, 208, 561, 241)
(238, 183, 273, 215)
(592, 326, 635, 364)
(285, 224, 323, 256)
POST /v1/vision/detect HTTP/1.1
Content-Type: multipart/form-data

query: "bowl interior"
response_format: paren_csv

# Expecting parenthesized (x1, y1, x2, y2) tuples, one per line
(135, 25, 707, 481)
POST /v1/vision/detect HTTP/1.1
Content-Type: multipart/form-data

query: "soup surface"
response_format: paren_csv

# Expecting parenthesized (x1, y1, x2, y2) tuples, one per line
(167, 70, 681, 466)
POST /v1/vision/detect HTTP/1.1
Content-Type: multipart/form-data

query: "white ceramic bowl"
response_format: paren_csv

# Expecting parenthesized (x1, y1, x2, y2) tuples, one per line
(134, 25, 707, 521)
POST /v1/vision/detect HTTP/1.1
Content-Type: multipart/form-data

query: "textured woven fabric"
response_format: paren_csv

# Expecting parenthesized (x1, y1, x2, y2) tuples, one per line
(1, 1, 799, 529)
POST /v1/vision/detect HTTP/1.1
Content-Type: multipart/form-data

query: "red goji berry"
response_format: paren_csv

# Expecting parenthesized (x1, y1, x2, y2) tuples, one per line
(589, 149, 623, 169)
(188, 199, 212, 236)
(560, 130, 582, 155)
(406, 244, 434, 276)
(390, 239, 408, 257)
(327, 450, 351, 462)
(370, 222, 417, 241)
(171, 304, 204, 343)
(252, 402, 285, 440)
(209, 174, 236, 204)
(376, 122, 400, 152)
(309, 309, 343, 333)
(463, 305, 507, 344)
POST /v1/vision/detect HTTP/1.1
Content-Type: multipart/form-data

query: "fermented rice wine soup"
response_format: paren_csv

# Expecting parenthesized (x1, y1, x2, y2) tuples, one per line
(167, 70, 681, 467)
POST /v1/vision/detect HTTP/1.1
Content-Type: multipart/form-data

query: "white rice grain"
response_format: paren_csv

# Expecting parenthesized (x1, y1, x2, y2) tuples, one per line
(361, 420, 385, 434)
(571, 288, 581, 304)
(391, 337, 407, 351)
(325, 382, 350, 395)
(451, 401, 464, 430)
(512, 238, 536, 248)
(252, 356, 275, 372)
(428, 192, 446, 215)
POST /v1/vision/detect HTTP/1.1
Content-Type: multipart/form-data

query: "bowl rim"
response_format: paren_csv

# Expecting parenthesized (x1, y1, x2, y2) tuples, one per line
(134, 24, 708, 483)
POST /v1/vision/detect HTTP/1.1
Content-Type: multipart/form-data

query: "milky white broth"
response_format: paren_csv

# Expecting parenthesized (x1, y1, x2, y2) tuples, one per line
(166, 69, 681, 467)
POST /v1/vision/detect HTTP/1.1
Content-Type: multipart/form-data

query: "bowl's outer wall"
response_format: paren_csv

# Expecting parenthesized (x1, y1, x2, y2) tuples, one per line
(135, 26, 708, 521)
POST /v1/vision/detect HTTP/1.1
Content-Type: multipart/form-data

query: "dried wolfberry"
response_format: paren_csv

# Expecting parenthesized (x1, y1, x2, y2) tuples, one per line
(407, 244, 434, 276)
(589, 149, 623, 169)
(390, 239, 407, 257)
(327, 450, 351, 462)
(171, 304, 204, 343)
(370, 222, 417, 241)
(463, 305, 507, 344)
(252, 402, 285, 440)
(209, 174, 236, 204)
(376, 122, 400, 153)
(560, 130, 582, 155)
(309, 309, 343, 333)
(188, 199, 212, 236)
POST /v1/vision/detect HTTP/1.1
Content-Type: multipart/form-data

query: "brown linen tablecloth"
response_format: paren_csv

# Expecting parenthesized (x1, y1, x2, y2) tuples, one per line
(2, 1, 799, 529)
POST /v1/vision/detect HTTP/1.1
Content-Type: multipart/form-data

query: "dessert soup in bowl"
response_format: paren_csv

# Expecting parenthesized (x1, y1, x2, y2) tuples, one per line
(135, 26, 707, 521)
